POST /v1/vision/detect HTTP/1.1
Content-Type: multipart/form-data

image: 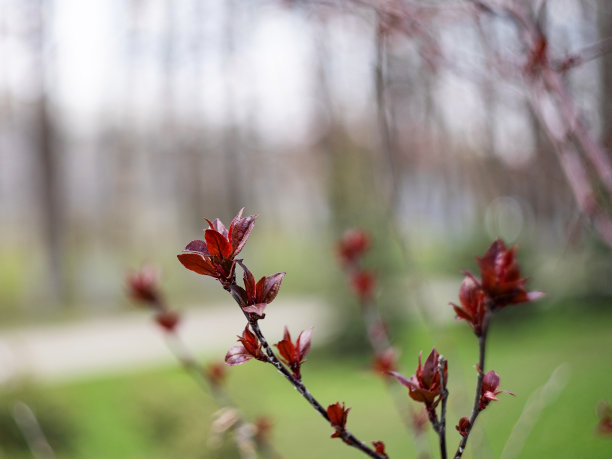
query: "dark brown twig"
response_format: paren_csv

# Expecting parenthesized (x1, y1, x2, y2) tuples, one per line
(228, 279, 387, 459)
(454, 312, 490, 459)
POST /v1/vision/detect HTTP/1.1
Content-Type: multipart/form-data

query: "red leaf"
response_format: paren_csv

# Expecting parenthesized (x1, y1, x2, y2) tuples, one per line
(256, 273, 286, 304)
(282, 325, 291, 342)
(228, 209, 257, 256)
(372, 441, 387, 456)
(155, 310, 179, 332)
(389, 371, 415, 389)
(242, 263, 256, 301)
(206, 218, 228, 238)
(177, 252, 217, 276)
(225, 345, 254, 366)
(184, 239, 210, 255)
(275, 339, 295, 364)
(297, 328, 312, 360)
(205, 229, 232, 258)
(127, 265, 161, 305)
(327, 402, 350, 431)
(456, 417, 470, 436)
(242, 303, 267, 319)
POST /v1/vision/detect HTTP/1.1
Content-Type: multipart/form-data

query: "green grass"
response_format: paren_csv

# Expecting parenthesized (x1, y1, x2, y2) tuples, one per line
(3, 307, 612, 458)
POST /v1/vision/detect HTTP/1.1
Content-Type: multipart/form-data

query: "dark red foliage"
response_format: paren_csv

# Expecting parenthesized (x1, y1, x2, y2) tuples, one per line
(337, 229, 370, 265)
(177, 209, 256, 284)
(225, 325, 267, 366)
(275, 326, 312, 380)
(455, 416, 470, 436)
(127, 265, 162, 306)
(390, 348, 447, 408)
(476, 239, 543, 310)
(450, 276, 487, 336)
(154, 310, 180, 333)
(240, 263, 286, 319)
(350, 270, 376, 301)
(327, 402, 351, 439)
(479, 370, 514, 410)
(452, 239, 543, 335)
(372, 348, 398, 377)
(372, 440, 388, 457)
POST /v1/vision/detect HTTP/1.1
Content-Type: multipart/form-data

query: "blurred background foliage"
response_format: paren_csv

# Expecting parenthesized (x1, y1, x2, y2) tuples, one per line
(1, 0, 612, 457)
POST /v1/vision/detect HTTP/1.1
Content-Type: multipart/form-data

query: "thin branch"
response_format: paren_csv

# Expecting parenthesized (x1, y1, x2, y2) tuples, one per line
(454, 323, 488, 459)
(438, 356, 448, 459)
(230, 278, 387, 459)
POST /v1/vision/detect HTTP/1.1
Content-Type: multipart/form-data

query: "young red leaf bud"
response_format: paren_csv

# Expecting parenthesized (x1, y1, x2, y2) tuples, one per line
(475, 239, 543, 310)
(390, 348, 447, 408)
(479, 370, 514, 410)
(127, 265, 162, 306)
(372, 440, 388, 457)
(456, 417, 470, 436)
(154, 310, 180, 333)
(450, 275, 487, 336)
(327, 402, 351, 439)
(225, 325, 267, 366)
(275, 326, 312, 380)
(350, 270, 376, 301)
(177, 209, 257, 283)
(337, 229, 370, 265)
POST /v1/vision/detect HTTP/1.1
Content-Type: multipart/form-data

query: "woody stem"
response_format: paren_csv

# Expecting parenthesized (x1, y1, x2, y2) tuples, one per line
(438, 356, 448, 459)
(227, 284, 386, 459)
(454, 320, 489, 459)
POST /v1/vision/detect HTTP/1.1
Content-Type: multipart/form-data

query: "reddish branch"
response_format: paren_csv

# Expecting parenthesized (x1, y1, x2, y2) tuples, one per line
(178, 211, 387, 459)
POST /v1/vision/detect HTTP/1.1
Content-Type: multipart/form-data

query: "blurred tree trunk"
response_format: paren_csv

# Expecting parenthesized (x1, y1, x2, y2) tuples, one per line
(222, 0, 243, 216)
(34, 0, 65, 304)
(599, 0, 612, 153)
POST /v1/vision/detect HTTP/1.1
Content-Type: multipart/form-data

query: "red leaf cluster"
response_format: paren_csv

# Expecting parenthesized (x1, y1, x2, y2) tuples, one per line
(390, 348, 447, 408)
(372, 440, 388, 457)
(275, 326, 312, 380)
(451, 276, 486, 336)
(239, 263, 285, 319)
(327, 402, 351, 440)
(225, 325, 267, 366)
(455, 416, 470, 436)
(479, 370, 514, 411)
(337, 229, 370, 265)
(177, 209, 256, 284)
(127, 265, 162, 306)
(154, 310, 180, 333)
(350, 270, 376, 301)
(451, 239, 543, 336)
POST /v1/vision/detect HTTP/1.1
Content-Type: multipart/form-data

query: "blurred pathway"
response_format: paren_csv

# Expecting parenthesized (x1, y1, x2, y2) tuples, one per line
(0, 298, 332, 384)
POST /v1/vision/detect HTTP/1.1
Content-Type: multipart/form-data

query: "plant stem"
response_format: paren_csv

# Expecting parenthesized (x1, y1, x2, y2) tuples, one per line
(228, 283, 386, 458)
(454, 326, 488, 459)
(438, 356, 448, 459)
